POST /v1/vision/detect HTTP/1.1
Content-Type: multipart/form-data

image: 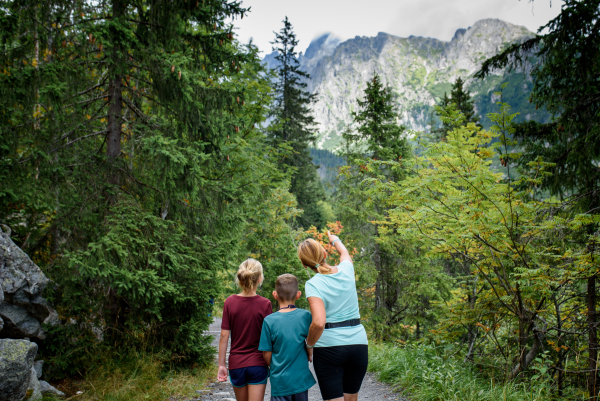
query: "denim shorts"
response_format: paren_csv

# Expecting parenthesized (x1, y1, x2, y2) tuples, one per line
(229, 365, 269, 387)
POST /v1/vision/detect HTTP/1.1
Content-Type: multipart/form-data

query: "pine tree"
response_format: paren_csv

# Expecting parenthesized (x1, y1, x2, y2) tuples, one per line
(431, 77, 480, 141)
(269, 17, 326, 229)
(0, 0, 281, 370)
(338, 75, 427, 340)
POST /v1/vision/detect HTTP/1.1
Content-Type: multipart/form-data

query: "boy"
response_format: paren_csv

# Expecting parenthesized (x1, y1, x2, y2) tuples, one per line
(259, 274, 316, 401)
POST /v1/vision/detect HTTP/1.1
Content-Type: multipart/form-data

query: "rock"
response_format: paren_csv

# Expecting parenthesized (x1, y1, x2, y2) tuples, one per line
(0, 224, 59, 340)
(33, 360, 43, 379)
(39, 381, 65, 397)
(26, 366, 42, 400)
(0, 338, 38, 401)
(0, 304, 45, 339)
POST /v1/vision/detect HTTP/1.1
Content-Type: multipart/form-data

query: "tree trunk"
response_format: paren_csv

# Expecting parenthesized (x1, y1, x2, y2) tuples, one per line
(107, 0, 123, 169)
(589, 276, 598, 401)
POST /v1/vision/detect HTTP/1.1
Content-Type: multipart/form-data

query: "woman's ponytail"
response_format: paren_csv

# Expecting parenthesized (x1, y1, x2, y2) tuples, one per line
(235, 258, 263, 291)
(297, 238, 332, 275)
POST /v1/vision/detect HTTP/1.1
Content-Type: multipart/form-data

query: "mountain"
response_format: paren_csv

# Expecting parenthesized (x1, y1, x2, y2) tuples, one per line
(264, 19, 550, 151)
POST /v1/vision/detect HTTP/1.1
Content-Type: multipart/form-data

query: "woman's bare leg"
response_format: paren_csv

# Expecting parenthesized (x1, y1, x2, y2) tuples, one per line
(343, 393, 358, 401)
(232, 385, 248, 401)
(247, 383, 267, 401)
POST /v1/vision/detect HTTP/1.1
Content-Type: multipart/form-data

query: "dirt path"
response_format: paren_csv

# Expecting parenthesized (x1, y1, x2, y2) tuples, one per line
(201, 318, 407, 401)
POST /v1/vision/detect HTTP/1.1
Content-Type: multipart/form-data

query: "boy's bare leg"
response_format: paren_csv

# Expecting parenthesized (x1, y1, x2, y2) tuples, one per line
(247, 383, 267, 401)
(232, 385, 249, 401)
(326, 398, 344, 401)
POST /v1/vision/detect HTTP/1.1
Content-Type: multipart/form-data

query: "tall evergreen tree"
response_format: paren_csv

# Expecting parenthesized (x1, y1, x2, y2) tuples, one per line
(0, 0, 282, 372)
(477, 1, 600, 397)
(431, 77, 480, 141)
(338, 75, 441, 340)
(269, 17, 325, 229)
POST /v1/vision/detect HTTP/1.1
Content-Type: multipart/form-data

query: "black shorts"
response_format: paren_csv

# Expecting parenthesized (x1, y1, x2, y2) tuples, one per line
(313, 344, 368, 400)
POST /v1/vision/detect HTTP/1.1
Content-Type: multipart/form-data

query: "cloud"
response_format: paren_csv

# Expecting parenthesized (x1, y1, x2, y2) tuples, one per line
(235, 0, 563, 55)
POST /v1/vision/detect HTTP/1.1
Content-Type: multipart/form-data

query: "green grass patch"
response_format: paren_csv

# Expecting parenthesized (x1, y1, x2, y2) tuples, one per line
(369, 343, 582, 401)
(43, 352, 216, 401)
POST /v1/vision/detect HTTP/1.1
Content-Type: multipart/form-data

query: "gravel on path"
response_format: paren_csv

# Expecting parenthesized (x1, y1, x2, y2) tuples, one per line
(200, 318, 408, 401)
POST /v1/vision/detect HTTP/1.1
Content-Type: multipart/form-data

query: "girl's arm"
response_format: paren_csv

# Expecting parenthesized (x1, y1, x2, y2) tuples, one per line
(328, 231, 351, 263)
(306, 297, 326, 347)
(217, 329, 230, 382)
(263, 351, 272, 366)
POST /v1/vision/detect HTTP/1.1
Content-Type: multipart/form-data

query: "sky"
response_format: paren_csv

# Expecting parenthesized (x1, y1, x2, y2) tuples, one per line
(233, 0, 564, 56)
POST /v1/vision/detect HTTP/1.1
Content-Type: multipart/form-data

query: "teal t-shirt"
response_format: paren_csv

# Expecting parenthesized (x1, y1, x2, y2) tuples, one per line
(258, 309, 316, 397)
(305, 260, 368, 347)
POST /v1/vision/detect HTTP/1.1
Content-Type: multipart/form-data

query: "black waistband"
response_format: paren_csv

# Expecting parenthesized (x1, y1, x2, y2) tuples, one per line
(324, 319, 361, 329)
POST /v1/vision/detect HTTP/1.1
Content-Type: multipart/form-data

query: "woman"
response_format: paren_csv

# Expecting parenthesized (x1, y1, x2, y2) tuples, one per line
(298, 232, 368, 401)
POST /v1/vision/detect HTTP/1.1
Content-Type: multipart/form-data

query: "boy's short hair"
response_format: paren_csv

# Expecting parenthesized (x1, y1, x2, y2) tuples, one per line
(275, 274, 299, 302)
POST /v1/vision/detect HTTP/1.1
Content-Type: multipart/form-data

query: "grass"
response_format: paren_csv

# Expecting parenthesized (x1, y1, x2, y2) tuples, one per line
(44, 352, 216, 401)
(368, 343, 582, 401)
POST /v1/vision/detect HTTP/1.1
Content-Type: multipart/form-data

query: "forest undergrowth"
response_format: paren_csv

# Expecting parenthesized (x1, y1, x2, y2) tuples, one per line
(369, 344, 580, 401)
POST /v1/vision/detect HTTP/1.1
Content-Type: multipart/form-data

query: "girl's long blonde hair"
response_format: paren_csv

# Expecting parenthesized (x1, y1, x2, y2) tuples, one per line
(235, 258, 263, 291)
(297, 238, 333, 275)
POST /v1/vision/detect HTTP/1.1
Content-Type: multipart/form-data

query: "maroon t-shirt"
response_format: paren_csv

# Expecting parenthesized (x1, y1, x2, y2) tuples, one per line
(221, 294, 272, 369)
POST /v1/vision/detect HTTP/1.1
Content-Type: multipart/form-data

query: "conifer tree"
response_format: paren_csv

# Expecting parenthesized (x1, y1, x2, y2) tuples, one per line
(0, 0, 281, 370)
(477, 2, 600, 395)
(338, 75, 436, 340)
(269, 17, 325, 229)
(431, 77, 480, 141)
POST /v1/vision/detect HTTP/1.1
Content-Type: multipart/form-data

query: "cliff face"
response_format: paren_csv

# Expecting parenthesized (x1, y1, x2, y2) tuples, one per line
(264, 19, 549, 150)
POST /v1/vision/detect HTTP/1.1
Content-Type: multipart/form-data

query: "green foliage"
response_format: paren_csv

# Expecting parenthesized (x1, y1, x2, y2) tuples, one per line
(369, 344, 570, 401)
(430, 77, 480, 141)
(336, 73, 445, 341)
(269, 17, 326, 229)
(0, 0, 288, 375)
(476, 0, 600, 205)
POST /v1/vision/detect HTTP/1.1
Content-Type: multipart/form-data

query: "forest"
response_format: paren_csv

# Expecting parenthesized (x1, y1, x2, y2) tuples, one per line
(0, 0, 599, 400)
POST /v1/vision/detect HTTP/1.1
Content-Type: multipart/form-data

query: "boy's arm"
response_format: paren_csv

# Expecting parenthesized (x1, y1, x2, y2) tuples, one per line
(217, 329, 230, 382)
(263, 351, 272, 366)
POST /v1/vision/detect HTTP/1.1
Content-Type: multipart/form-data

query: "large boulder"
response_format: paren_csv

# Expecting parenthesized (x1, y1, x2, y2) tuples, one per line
(0, 225, 58, 340)
(0, 339, 38, 401)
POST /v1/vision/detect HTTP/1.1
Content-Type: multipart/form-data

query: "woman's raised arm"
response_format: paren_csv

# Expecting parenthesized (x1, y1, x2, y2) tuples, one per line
(328, 231, 351, 263)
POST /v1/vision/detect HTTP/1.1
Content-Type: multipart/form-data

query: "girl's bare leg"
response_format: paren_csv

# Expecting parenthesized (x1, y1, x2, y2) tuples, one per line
(247, 383, 267, 401)
(233, 385, 249, 401)
(343, 393, 359, 401)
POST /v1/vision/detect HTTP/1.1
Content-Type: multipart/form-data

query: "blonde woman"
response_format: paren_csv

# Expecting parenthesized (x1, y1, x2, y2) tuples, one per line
(298, 232, 368, 401)
(217, 259, 272, 401)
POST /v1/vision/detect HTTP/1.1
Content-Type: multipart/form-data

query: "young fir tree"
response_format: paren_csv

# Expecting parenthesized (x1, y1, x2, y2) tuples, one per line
(477, 1, 600, 395)
(338, 75, 437, 340)
(0, 0, 283, 372)
(431, 77, 481, 141)
(269, 17, 326, 229)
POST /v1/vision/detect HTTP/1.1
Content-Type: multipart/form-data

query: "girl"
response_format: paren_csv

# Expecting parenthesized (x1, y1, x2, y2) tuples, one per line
(218, 258, 272, 401)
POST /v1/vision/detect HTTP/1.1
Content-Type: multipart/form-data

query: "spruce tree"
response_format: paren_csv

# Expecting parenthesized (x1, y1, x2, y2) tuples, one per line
(339, 74, 426, 340)
(0, 0, 281, 370)
(431, 77, 480, 140)
(270, 17, 325, 229)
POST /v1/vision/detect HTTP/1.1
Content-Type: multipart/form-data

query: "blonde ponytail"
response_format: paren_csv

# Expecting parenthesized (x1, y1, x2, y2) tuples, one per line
(235, 258, 263, 291)
(297, 238, 333, 275)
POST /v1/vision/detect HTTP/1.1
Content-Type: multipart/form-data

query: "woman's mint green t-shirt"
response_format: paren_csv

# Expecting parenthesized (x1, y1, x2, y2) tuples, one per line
(305, 260, 368, 348)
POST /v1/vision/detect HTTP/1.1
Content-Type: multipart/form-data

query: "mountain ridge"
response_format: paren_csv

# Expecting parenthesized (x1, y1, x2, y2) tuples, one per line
(265, 18, 549, 150)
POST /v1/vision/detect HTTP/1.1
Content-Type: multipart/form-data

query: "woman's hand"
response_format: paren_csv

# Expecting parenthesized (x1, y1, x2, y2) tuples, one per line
(328, 230, 351, 263)
(217, 365, 228, 382)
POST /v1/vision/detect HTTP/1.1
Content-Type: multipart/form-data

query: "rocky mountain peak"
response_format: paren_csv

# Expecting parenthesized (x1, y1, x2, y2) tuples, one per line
(263, 18, 546, 150)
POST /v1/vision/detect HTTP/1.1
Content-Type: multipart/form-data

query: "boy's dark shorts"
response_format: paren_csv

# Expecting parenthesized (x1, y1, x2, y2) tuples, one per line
(271, 390, 309, 401)
(229, 365, 269, 387)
